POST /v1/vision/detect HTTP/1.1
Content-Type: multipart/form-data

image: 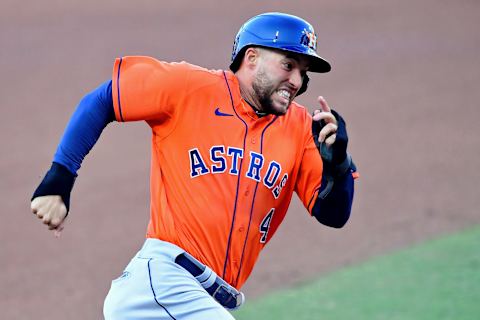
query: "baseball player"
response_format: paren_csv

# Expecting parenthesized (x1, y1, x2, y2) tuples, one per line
(31, 12, 358, 319)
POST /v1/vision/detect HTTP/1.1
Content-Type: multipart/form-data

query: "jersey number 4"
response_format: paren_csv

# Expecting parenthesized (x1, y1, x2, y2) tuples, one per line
(259, 208, 275, 243)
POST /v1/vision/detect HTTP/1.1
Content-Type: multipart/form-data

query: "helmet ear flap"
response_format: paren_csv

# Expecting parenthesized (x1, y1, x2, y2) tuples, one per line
(296, 74, 309, 96)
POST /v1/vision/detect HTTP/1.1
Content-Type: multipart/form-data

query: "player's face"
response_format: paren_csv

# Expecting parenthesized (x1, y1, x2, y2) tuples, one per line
(252, 49, 309, 115)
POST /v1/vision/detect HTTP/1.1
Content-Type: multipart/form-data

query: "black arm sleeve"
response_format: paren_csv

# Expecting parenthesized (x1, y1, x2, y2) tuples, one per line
(311, 169, 355, 228)
(311, 108, 355, 228)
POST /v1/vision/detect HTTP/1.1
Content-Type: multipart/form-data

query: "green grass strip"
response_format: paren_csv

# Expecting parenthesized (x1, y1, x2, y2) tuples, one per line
(233, 225, 480, 320)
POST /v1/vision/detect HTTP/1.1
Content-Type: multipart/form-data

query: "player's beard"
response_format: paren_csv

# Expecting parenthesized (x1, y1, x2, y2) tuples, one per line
(252, 69, 293, 116)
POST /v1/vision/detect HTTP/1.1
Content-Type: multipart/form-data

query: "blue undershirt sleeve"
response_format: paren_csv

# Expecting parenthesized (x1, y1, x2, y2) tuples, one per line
(311, 170, 355, 228)
(53, 80, 115, 175)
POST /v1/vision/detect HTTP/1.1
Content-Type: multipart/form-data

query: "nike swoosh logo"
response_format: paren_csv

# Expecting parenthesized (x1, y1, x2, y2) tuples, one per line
(215, 107, 233, 117)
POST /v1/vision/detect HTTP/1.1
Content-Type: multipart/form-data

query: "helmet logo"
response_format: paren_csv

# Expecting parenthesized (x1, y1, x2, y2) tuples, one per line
(273, 31, 280, 43)
(301, 29, 317, 51)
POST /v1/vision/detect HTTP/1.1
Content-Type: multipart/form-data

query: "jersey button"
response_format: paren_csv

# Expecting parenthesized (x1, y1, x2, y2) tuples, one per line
(238, 226, 245, 232)
(244, 189, 249, 196)
(251, 137, 256, 144)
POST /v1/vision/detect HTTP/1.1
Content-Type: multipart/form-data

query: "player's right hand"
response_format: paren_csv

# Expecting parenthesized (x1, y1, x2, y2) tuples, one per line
(31, 195, 67, 232)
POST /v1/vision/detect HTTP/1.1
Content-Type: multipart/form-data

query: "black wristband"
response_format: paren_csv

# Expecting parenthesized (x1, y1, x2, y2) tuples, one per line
(32, 162, 76, 213)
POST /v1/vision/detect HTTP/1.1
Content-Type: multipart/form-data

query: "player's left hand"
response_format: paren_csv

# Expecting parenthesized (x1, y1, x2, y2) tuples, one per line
(312, 96, 337, 147)
(312, 96, 349, 166)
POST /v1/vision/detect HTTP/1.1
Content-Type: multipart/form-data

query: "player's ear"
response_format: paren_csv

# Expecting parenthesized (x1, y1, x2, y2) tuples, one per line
(244, 47, 260, 68)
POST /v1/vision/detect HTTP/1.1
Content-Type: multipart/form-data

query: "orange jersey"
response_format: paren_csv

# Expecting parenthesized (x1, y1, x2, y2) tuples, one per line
(112, 56, 323, 289)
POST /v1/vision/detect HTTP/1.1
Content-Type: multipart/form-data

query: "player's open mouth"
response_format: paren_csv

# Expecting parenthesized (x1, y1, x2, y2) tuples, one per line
(277, 89, 291, 103)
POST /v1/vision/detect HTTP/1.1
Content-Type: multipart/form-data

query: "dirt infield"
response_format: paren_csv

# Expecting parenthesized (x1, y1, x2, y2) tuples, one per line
(1, 1, 479, 318)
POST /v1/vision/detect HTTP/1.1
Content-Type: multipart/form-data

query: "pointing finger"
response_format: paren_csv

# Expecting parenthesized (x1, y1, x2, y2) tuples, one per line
(318, 96, 331, 113)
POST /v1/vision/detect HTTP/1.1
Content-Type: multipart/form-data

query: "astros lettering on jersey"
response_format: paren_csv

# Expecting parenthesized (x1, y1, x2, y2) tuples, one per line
(112, 56, 323, 289)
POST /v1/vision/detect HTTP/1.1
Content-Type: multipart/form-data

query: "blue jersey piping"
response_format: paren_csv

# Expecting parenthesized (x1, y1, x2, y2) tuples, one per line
(221, 71, 248, 280)
(234, 115, 278, 284)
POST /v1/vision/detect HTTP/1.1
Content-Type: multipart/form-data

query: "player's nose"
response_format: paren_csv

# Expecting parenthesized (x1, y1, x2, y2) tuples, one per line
(288, 69, 303, 90)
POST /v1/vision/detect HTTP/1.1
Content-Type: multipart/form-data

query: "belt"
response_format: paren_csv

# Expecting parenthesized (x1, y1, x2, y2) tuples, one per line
(175, 252, 245, 310)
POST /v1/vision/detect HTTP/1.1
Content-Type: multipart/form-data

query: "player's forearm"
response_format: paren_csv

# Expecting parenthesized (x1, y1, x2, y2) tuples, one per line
(53, 80, 115, 174)
(311, 169, 355, 228)
(32, 80, 115, 212)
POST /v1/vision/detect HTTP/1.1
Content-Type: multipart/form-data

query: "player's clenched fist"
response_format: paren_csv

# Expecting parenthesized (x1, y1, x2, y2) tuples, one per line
(31, 195, 67, 230)
(31, 162, 76, 235)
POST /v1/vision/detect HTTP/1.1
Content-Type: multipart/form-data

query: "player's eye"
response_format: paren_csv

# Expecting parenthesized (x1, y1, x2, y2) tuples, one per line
(283, 61, 293, 71)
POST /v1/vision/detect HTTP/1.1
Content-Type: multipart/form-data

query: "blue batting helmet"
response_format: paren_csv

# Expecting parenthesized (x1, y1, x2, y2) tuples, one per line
(230, 12, 331, 73)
